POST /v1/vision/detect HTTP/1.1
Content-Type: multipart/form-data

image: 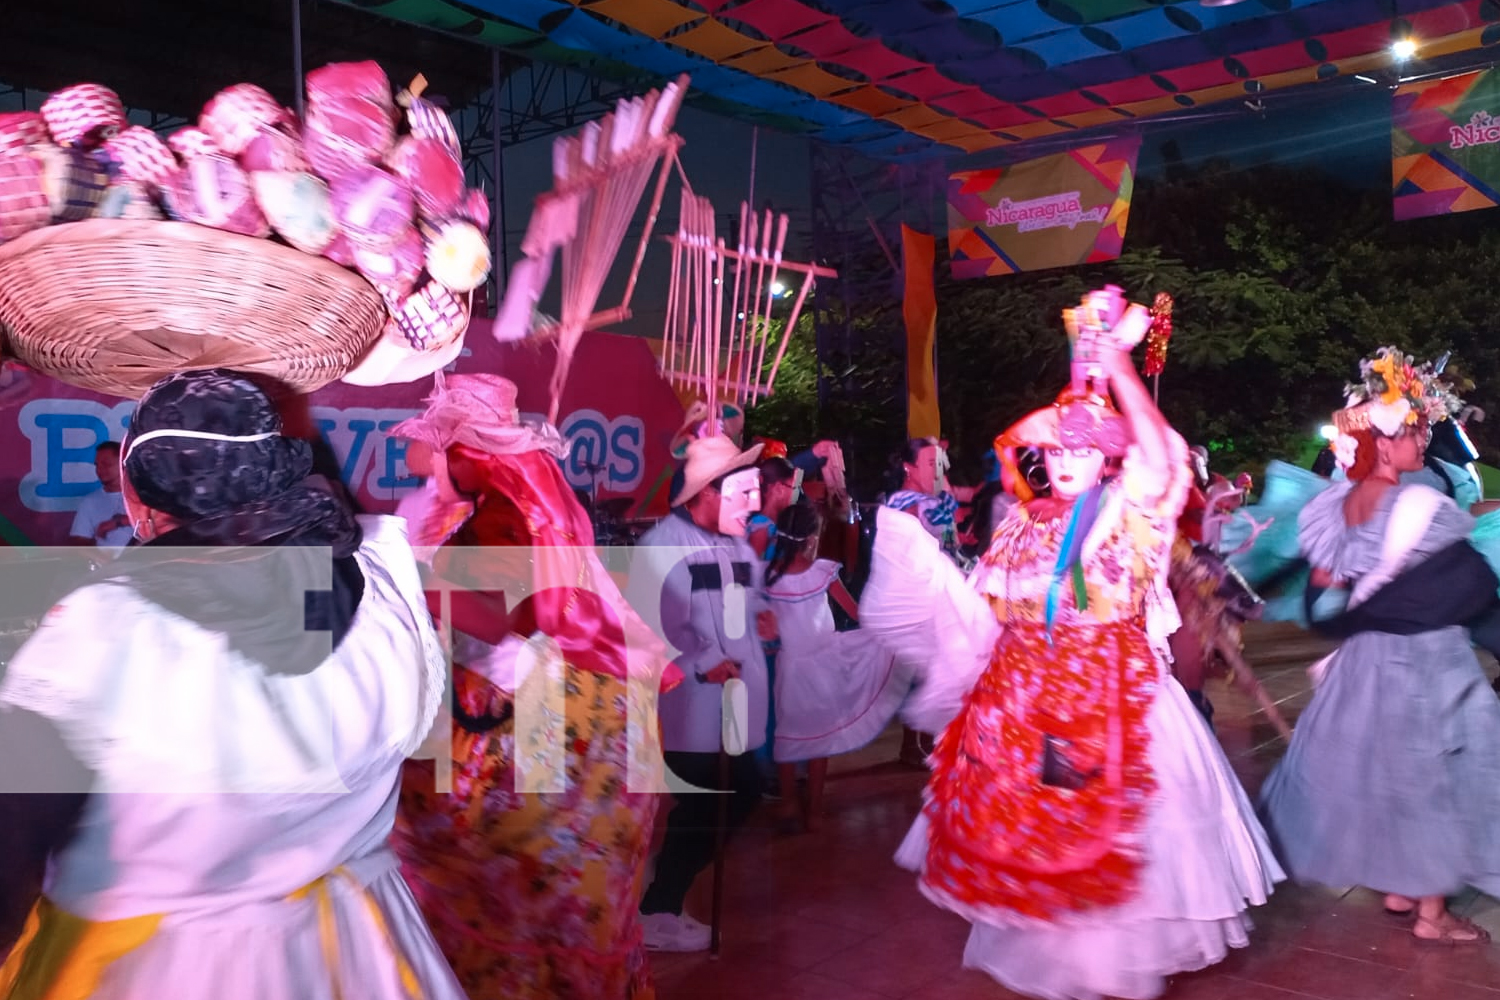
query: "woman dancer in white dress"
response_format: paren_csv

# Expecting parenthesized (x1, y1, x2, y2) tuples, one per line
(764, 503, 909, 830)
(884, 288, 1283, 1000)
(0, 370, 463, 1000)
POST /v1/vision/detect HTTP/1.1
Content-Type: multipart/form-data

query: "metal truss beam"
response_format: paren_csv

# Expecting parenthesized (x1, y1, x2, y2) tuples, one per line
(809, 143, 945, 403)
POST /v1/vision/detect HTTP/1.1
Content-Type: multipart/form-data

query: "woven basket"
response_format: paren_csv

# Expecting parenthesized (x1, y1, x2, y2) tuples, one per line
(0, 219, 386, 397)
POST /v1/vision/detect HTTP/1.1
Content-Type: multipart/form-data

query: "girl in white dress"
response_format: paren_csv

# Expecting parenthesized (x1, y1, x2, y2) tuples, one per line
(764, 503, 910, 831)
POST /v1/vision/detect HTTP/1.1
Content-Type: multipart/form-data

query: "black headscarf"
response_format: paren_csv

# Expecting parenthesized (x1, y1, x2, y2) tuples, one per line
(107, 369, 365, 675)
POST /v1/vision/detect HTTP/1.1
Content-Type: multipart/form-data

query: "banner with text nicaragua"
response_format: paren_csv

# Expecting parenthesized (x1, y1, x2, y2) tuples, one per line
(947, 137, 1141, 279)
(1393, 68, 1500, 221)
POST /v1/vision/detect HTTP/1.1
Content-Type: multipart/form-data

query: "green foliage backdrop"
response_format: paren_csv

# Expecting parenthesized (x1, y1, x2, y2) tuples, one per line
(746, 161, 1500, 494)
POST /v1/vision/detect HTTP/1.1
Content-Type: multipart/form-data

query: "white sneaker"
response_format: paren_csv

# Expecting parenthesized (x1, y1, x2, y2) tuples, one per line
(640, 911, 712, 952)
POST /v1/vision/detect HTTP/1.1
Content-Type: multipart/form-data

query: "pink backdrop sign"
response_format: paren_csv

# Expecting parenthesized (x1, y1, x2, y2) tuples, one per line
(0, 324, 686, 545)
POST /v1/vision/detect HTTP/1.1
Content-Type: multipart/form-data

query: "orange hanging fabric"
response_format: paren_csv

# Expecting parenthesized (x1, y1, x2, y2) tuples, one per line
(902, 225, 940, 439)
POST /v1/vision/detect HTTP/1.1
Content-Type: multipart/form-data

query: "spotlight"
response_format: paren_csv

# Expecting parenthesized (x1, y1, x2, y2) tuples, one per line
(1392, 38, 1418, 60)
(770, 281, 787, 297)
(1319, 425, 1338, 441)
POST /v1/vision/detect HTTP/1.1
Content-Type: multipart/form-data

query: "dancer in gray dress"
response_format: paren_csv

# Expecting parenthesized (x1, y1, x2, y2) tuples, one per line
(1261, 348, 1500, 945)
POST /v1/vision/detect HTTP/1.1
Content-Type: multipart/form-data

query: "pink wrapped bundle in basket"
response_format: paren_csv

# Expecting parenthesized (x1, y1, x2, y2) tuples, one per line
(459, 187, 490, 232)
(304, 97, 395, 182)
(392, 281, 467, 349)
(396, 75, 460, 155)
(0, 151, 51, 241)
(425, 220, 489, 293)
(241, 125, 311, 174)
(251, 171, 336, 253)
(34, 145, 110, 221)
(388, 136, 463, 219)
(307, 61, 394, 110)
(330, 164, 412, 250)
(322, 230, 358, 267)
(0, 113, 49, 154)
(41, 84, 126, 148)
(101, 126, 178, 188)
(94, 181, 164, 220)
(168, 128, 221, 161)
(200, 83, 292, 156)
(354, 226, 424, 303)
(161, 155, 269, 237)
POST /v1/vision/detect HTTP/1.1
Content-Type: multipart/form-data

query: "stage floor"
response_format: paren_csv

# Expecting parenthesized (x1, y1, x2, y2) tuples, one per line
(654, 621, 1500, 1000)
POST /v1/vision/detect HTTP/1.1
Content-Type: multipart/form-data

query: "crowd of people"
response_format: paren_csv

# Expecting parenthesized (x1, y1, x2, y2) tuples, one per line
(3, 287, 1500, 1000)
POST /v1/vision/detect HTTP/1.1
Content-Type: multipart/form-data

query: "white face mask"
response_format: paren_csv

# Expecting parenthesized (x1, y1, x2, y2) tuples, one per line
(1044, 447, 1106, 500)
(716, 467, 762, 537)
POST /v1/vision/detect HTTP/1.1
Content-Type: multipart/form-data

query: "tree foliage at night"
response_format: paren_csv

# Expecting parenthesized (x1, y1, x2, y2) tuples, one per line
(749, 160, 1500, 493)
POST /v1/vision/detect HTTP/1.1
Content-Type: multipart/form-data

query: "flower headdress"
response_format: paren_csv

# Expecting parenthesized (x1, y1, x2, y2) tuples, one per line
(1329, 347, 1466, 470)
(1335, 347, 1465, 437)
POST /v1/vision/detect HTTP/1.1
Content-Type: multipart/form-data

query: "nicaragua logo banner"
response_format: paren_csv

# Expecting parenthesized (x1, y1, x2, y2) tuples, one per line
(1393, 68, 1500, 221)
(947, 137, 1141, 279)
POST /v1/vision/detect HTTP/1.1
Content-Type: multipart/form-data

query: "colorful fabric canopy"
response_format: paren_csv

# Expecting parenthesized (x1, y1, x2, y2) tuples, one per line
(339, 0, 1500, 160)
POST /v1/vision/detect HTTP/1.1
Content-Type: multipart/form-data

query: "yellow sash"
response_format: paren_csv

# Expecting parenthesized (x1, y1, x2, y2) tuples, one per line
(0, 899, 161, 1000)
(2, 868, 420, 1000)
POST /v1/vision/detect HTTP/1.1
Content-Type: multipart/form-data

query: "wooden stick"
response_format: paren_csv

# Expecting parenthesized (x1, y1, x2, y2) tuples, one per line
(752, 214, 790, 400)
(655, 236, 837, 277)
(711, 233, 727, 421)
(686, 195, 703, 398)
(725, 202, 749, 403)
(662, 207, 685, 390)
(1221, 645, 1294, 742)
(766, 271, 816, 392)
(620, 149, 680, 318)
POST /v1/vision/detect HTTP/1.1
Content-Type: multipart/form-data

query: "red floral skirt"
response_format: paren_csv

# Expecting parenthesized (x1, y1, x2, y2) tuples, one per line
(921, 619, 1158, 922)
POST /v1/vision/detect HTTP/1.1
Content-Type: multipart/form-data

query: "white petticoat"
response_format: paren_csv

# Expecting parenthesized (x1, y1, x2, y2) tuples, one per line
(896, 676, 1284, 1000)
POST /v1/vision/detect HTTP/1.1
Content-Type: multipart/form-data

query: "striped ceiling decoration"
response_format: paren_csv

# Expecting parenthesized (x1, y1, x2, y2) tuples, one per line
(340, 0, 1500, 160)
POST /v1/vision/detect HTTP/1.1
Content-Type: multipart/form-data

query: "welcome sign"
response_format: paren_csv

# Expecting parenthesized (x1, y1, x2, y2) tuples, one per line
(1393, 67, 1500, 221)
(0, 326, 686, 546)
(947, 137, 1141, 278)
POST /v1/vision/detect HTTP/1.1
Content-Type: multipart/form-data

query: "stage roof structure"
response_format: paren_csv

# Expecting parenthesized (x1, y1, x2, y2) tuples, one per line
(328, 0, 1500, 161)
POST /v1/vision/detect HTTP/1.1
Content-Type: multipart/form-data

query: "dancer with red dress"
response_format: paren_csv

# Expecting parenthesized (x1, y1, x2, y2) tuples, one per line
(895, 287, 1283, 1000)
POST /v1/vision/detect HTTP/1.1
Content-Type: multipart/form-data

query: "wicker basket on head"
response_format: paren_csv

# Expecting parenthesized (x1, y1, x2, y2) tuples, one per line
(0, 219, 387, 398)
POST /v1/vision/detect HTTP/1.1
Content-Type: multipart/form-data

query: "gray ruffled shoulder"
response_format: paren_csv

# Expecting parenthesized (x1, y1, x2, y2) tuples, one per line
(1399, 483, 1475, 559)
(1298, 480, 1354, 575)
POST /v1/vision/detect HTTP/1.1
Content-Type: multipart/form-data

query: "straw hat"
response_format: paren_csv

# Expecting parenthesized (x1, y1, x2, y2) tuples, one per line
(673, 434, 763, 507)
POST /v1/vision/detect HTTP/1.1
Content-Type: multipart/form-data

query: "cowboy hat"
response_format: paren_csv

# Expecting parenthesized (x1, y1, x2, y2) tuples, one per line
(673, 434, 764, 506)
